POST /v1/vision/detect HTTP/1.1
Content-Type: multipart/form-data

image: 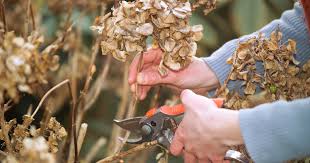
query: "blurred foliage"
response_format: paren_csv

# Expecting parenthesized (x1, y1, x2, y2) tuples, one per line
(1, 0, 295, 162)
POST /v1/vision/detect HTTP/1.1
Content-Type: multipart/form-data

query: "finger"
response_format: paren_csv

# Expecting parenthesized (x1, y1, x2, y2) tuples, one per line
(170, 125, 184, 156)
(130, 84, 135, 93)
(183, 151, 197, 163)
(210, 154, 225, 161)
(139, 85, 151, 100)
(137, 71, 161, 85)
(211, 160, 223, 163)
(180, 89, 217, 111)
(128, 48, 162, 84)
(180, 89, 196, 111)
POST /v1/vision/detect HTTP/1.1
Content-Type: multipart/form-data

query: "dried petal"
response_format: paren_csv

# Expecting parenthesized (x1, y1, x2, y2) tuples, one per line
(135, 23, 153, 36)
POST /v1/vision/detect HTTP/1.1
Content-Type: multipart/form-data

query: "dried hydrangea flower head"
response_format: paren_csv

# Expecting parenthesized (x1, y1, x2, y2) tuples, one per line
(91, 0, 213, 75)
(216, 29, 309, 109)
(0, 32, 59, 102)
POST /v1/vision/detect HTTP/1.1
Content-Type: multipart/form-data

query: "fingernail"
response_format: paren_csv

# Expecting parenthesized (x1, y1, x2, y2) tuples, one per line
(140, 93, 146, 100)
(137, 73, 144, 84)
(128, 77, 133, 83)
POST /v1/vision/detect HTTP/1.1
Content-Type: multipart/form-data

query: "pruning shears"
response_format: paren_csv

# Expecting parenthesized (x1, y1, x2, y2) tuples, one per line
(114, 98, 249, 163)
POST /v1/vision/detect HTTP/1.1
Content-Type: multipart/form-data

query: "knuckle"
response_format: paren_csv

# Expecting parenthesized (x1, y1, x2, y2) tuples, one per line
(185, 144, 194, 152)
(196, 153, 208, 161)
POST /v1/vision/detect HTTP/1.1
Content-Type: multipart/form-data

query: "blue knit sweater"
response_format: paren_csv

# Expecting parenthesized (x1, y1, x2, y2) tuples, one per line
(203, 2, 310, 163)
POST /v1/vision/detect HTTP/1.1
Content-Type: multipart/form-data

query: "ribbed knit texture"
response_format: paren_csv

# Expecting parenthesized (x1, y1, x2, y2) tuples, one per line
(240, 98, 310, 163)
(203, 2, 310, 163)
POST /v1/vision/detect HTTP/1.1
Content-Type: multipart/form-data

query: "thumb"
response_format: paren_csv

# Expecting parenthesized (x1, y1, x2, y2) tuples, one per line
(181, 89, 217, 111)
(180, 89, 201, 112)
(170, 125, 184, 156)
(180, 89, 197, 106)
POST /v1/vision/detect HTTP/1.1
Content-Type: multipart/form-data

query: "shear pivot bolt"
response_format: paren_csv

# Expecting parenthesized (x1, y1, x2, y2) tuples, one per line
(141, 125, 152, 135)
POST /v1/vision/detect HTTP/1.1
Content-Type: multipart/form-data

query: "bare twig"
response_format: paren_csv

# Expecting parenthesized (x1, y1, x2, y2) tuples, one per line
(26, 104, 33, 115)
(0, 102, 13, 153)
(84, 137, 107, 163)
(0, 0, 7, 33)
(75, 39, 101, 127)
(68, 123, 88, 163)
(39, 102, 52, 135)
(67, 82, 78, 163)
(24, 0, 31, 38)
(114, 0, 119, 8)
(83, 55, 111, 112)
(31, 79, 70, 119)
(77, 123, 88, 154)
(29, 0, 35, 31)
(107, 61, 129, 155)
(96, 140, 158, 163)
(64, 0, 73, 30)
(114, 52, 144, 152)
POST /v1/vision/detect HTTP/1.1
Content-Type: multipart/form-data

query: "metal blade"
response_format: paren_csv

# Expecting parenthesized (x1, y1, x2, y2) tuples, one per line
(126, 137, 145, 144)
(113, 117, 144, 134)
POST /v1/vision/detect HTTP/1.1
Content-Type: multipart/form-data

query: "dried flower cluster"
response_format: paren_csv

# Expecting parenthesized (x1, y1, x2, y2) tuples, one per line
(0, 32, 60, 102)
(91, 0, 215, 74)
(0, 114, 67, 154)
(4, 137, 56, 163)
(215, 30, 310, 109)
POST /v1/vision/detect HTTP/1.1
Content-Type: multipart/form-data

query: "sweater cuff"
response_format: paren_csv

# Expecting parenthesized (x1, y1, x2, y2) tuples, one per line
(239, 108, 273, 163)
(203, 41, 237, 85)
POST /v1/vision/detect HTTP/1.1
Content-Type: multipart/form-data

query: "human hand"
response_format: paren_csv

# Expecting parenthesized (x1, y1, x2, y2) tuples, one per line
(128, 48, 220, 100)
(170, 89, 243, 163)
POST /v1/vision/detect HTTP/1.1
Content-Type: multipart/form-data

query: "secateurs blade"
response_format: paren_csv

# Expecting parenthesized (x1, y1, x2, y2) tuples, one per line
(114, 98, 223, 147)
(114, 98, 249, 163)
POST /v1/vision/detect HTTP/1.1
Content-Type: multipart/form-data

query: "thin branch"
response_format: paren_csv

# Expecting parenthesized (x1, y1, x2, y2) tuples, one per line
(77, 123, 87, 154)
(84, 137, 107, 163)
(26, 104, 33, 115)
(107, 61, 129, 155)
(96, 140, 158, 163)
(75, 40, 101, 129)
(24, 0, 31, 38)
(31, 79, 70, 119)
(0, 0, 7, 33)
(135, 52, 144, 98)
(64, 0, 73, 30)
(83, 55, 111, 111)
(0, 102, 13, 153)
(114, 52, 144, 152)
(81, 43, 98, 95)
(114, 0, 119, 8)
(29, 1, 35, 31)
(68, 123, 88, 163)
(67, 82, 78, 163)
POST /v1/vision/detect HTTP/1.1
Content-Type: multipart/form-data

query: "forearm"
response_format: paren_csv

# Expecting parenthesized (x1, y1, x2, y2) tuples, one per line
(239, 98, 310, 163)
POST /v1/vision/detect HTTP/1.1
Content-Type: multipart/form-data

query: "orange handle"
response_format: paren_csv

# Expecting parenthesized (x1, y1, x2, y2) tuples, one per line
(145, 98, 224, 117)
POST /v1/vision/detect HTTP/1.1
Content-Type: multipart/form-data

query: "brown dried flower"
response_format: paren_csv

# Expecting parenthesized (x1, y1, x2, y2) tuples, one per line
(216, 30, 310, 109)
(0, 32, 60, 102)
(91, 0, 213, 75)
(3, 137, 56, 163)
(214, 30, 310, 161)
